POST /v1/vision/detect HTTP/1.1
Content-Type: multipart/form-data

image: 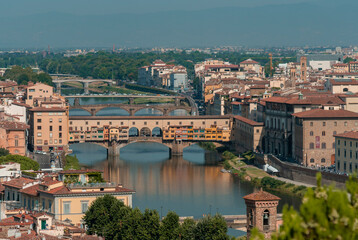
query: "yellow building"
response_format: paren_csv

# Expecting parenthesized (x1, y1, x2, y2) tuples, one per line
(3, 172, 135, 227)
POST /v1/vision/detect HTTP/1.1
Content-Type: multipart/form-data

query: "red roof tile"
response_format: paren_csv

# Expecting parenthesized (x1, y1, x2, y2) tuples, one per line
(234, 115, 264, 126)
(0, 121, 29, 130)
(292, 109, 358, 119)
(3, 177, 36, 189)
(243, 190, 280, 201)
(20, 184, 40, 196)
(334, 131, 358, 140)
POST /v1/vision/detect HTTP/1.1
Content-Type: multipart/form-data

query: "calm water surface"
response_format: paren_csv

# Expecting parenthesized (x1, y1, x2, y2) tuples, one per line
(70, 142, 301, 219)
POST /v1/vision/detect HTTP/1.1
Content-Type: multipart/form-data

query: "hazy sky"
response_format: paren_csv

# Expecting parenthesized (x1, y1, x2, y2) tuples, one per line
(0, 0, 356, 48)
(1, 0, 317, 16)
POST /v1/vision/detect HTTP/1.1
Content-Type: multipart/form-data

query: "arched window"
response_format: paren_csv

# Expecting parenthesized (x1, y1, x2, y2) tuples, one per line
(333, 131, 337, 135)
(322, 131, 326, 136)
(263, 210, 270, 226)
(310, 158, 315, 163)
(321, 158, 326, 163)
(343, 88, 349, 92)
(310, 131, 314, 136)
(248, 209, 254, 226)
(309, 143, 314, 149)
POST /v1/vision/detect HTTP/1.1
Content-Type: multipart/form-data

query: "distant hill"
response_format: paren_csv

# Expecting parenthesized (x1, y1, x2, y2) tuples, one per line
(0, 2, 357, 48)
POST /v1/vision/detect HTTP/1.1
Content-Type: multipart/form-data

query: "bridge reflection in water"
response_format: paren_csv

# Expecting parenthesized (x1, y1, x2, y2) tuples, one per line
(70, 142, 301, 222)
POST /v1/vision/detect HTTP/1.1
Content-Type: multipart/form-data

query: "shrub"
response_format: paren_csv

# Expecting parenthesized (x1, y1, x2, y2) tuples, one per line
(0, 154, 39, 170)
(293, 185, 307, 193)
(261, 177, 285, 189)
(222, 151, 236, 161)
(64, 155, 80, 170)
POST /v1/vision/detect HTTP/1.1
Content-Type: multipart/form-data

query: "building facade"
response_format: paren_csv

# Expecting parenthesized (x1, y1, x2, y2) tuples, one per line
(0, 121, 29, 156)
(292, 109, 358, 167)
(334, 131, 358, 174)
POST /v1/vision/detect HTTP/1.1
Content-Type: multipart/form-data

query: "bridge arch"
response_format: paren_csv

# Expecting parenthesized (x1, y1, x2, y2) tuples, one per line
(152, 127, 162, 137)
(95, 107, 130, 116)
(140, 127, 151, 137)
(168, 109, 190, 116)
(134, 107, 164, 116)
(129, 127, 139, 137)
(69, 108, 92, 116)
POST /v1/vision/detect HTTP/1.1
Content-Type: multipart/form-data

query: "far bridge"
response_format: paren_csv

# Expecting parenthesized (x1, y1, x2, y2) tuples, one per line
(53, 78, 115, 95)
(69, 96, 194, 116)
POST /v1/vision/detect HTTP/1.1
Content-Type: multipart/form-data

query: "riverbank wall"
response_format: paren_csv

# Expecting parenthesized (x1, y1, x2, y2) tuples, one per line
(255, 154, 347, 189)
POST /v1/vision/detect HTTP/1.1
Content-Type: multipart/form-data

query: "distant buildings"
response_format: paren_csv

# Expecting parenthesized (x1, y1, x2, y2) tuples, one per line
(138, 60, 188, 91)
(334, 131, 358, 174)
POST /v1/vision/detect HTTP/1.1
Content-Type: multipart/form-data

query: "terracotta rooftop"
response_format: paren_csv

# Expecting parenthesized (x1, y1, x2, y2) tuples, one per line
(243, 189, 281, 201)
(29, 107, 66, 112)
(234, 115, 264, 126)
(292, 109, 358, 119)
(19, 184, 40, 197)
(3, 177, 36, 189)
(38, 185, 135, 196)
(240, 59, 259, 64)
(334, 131, 358, 140)
(0, 121, 29, 130)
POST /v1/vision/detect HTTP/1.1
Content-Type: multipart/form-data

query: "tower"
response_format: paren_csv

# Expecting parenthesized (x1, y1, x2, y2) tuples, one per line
(243, 189, 280, 239)
(300, 56, 307, 82)
(269, 53, 273, 76)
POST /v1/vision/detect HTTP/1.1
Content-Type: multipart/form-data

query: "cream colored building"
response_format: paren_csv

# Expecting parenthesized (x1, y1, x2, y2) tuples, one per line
(334, 131, 358, 174)
(26, 82, 54, 106)
(29, 107, 69, 152)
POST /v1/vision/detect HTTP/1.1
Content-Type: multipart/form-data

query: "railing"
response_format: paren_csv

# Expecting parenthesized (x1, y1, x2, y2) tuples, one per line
(67, 182, 116, 189)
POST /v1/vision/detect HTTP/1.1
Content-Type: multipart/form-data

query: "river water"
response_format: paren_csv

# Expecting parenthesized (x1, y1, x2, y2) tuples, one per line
(70, 142, 301, 237)
(69, 96, 301, 237)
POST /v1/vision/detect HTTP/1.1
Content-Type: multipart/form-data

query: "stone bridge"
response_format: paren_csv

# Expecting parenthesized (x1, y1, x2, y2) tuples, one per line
(53, 78, 115, 94)
(87, 138, 193, 157)
(69, 103, 192, 116)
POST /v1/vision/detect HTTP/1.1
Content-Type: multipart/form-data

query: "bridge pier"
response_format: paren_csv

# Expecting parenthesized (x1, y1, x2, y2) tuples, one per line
(129, 108, 135, 116)
(163, 108, 169, 116)
(129, 97, 134, 105)
(169, 140, 185, 156)
(56, 82, 62, 94)
(107, 142, 127, 156)
(84, 82, 89, 95)
(74, 97, 80, 106)
(90, 108, 96, 116)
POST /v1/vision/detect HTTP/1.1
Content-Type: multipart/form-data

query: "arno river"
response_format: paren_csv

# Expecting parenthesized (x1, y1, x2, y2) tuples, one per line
(68, 96, 301, 236)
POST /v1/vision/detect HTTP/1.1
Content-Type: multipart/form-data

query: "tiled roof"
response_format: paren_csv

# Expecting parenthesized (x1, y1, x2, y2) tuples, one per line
(334, 131, 358, 140)
(234, 115, 264, 126)
(243, 190, 280, 201)
(329, 79, 358, 85)
(292, 109, 358, 119)
(0, 121, 29, 130)
(240, 59, 259, 64)
(38, 185, 135, 196)
(19, 184, 40, 196)
(29, 107, 66, 112)
(3, 177, 36, 189)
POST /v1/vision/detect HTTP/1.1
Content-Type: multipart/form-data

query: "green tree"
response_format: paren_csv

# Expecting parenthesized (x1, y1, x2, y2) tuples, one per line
(194, 214, 229, 240)
(0, 154, 39, 170)
(179, 218, 196, 240)
(143, 209, 160, 239)
(344, 57, 354, 64)
(83, 194, 128, 238)
(0, 148, 9, 157)
(159, 211, 180, 240)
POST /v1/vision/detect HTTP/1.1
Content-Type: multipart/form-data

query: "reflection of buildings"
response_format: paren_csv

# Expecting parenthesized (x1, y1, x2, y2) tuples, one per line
(99, 150, 233, 199)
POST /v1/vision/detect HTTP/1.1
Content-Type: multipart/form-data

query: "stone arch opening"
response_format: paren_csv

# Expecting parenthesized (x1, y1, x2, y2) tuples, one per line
(129, 127, 139, 137)
(168, 109, 190, 116)
(95, 107, 130, 116)
(152, 127, 162, 137)
(69, 109, 92, 116)
(263, 209, 270, 227)
(140, 127, 151, 137)
(134, 108, 163, 116)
